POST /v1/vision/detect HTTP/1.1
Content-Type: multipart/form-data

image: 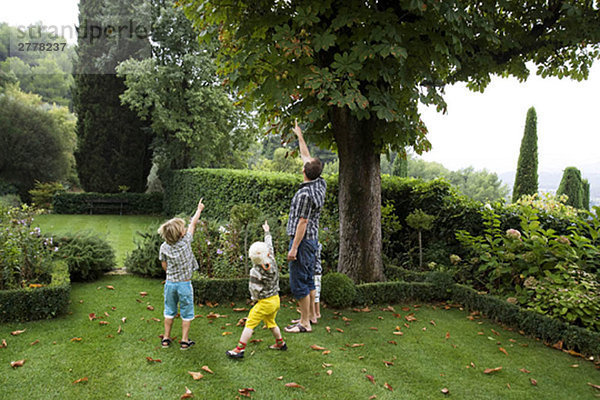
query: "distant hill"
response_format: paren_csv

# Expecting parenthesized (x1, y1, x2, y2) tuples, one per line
(500, 167, 600, 207)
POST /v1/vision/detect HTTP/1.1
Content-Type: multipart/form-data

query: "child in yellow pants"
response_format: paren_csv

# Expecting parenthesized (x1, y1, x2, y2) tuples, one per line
(226, 221, 286, 358)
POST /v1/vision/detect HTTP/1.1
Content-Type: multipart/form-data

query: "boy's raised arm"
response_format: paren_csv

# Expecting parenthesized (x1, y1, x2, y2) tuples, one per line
(188, 198, 205, 236)
(293, 119, 311, 164)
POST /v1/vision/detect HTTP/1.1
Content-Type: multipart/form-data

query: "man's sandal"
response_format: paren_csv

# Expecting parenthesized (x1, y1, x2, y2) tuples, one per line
(180, 340, 195, 350)
(161, 338, 172, 348)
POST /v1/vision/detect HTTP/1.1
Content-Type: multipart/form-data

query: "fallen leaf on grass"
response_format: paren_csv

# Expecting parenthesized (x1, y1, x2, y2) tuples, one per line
(117, 325, 122, 334)
(530, 378, 538, 386)
(383, 360, 394, 366)
(206, 312, 227, 319)
(325, 326, 331, 333)
(388, 340, 397, 345)
(238, 388, 255, 397)
(147, 305, 154, 311)
(368, 396, 377, 400)
(106, 285, 115, 290)
(350, 343, 364, 348)
(326, 370, 333, 376)
(201, 366, 214, 374)
(491, 329, 500, 336)
(342, 317, 352, 322)
(520, 368, 531, 374)
(366, 375, 376, 384)
(381, 306, 395, 312)
(99, 321, 109, 325)
(393, 331, 403, 336)
(222, 332, 233, 336)
(72, 377, 88, 384)
(336, 328, 344, 333)
(139, 292, 148, 297)
(10, 329, 25, 336)
(499, 347, 509, 356)
(188, 371, 203, 380)
(121, 317, 127, 323)
(250, 339, 263, 343)
(445, 332, 450, 340)
(587, 383, 600, 390)
(30, 340, 39, 346)
(71, 337, 82, 342)
(401, 307, 411, 311)
(322, 350, 331, 355)
(10, 359, 26, 368)
(180, 386, 193, 399)
(483, 367, 502, 374)
(104, 312, 110, 317)
(322, 363, 332, 368)
(236, 317, 247, 327)
(311, 344, 326, 351)
(276, 376, 283, 380)
(146, 357, 162, 363)
(284, 382, 305, 390)
(233, 308, 248, 312)
(1, 339, 7, 348)
(151, 317, 161, 322)
(405, 314, 417, 322)
(384, 382, 393, 391)
(430, 320, 436, 326)
(571, 364, 579, 368)
(441, 388, 449, 395)
(369, 327, 378, 331)
(88, 313, 97, 321)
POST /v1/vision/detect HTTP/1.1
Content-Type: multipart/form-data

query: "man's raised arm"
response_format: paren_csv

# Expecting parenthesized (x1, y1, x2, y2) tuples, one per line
(293, 119, 311, 164)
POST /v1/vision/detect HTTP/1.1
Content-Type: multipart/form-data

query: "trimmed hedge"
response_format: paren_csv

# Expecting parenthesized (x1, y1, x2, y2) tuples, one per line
(191, 274, 291, 303)
(0, 261, 70, 323)
(53, 192, 164, 215)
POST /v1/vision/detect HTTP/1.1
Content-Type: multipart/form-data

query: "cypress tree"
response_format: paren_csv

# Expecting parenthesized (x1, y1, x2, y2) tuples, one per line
(582, 179, 590, 210)
(512, 107, 538, 202)
(392, 154, 408, 178)
(557, 167, 583, 209)
(72, 0, 152, 193)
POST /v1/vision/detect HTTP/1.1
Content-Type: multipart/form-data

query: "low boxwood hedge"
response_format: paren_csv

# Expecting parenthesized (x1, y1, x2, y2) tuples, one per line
(0, 261, 70, 323)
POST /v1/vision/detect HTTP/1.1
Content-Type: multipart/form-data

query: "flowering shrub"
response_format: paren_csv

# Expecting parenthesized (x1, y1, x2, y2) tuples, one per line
(0, 205, 57, 290)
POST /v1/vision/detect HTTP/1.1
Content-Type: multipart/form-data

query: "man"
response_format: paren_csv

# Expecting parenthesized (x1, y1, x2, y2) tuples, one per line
(284, 120, 326, 333)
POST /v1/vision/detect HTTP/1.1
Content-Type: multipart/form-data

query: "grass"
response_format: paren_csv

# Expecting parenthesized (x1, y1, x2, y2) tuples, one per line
(1, 275, 599, 400)
(35, 214, 162, 265)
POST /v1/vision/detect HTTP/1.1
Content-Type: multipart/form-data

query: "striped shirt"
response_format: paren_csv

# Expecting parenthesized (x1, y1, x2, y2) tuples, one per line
(159, 232, 199, 282)
(286, 177, 327, 240)
(248, 233, 279, 301)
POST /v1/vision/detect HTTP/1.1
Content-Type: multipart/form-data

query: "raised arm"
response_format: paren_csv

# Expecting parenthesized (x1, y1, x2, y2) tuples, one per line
(293, 119, 311, 164)
(187, 198, 205, 236)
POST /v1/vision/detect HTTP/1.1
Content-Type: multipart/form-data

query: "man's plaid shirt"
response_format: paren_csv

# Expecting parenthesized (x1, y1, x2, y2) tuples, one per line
(159, 232, 199, 282)
(286, 177, 327, 240)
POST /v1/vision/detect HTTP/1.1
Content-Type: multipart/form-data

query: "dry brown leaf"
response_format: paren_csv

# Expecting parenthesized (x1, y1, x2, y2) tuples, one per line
(587, 383, 600, 390)
(366, 375, 376, 384)
(72, 377, 88, 384)
(571, 364, 579, 368)
(146, 357, 162, 363)
(104, 312, 110, 317)
(121, 317, 127, 323)
(88, 313, 96, 321)
(368, 396, 377, 400)
(188, 371, 204, 380)
(284, 382, 305, 390)
(30, 340, 39, 346)
(238, 388, 255, 397)
(139, 291, 148, 297)
(369, 327, 379, 331)
(311, 344, 326, 351)
(552, 340, 563, 350)
(201, 365, 214, 374)
(117, 325, 122, 334)
(405, 314, 417, 322)
(99, 321, 109, 325)
(491, 328, 500, 336)
(483, 367, 502, 374)
(430, 320, 436, 326)
(1, 339, 7, 348)
(342, 317, 352, 322)
(325, 326, 331, 333)
(445, 332, 450, 340)
(11, 329, 25, 336)
(381, 306, 395, 312)
(499, 347, 509, 356)
(326, 370, 333, 376)
(233, 308, 248, 312)
(384, 382, 393, 391)
(322, 350, 331, 355)
(180, 386, 193, 399)
(152, 317, 161, 322)
(322, 363, 332, 368)
(70, 337, 82, 342)
(401, 307, 411, 311)
(441, 388, 450, 395)
(388, 340, 397, 345)
(106, 285, 115, 290)
(222, 332, 233, 336)
(336, 328, 344, 333)
(520, 368, 531, 374)
(147, 305, 154, 311)
(393, 331, 403, 336)
(276, 376, 283, 380)
(10, 359, 26, 368)
(530, 378, 538, 386)
(383, 360, 394, 366)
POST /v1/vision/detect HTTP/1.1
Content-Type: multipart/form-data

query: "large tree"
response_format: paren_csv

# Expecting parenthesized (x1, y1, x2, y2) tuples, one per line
(182, 1, 600, 282)
(557, 166, 584, 209)
(512, 107, 538, 202)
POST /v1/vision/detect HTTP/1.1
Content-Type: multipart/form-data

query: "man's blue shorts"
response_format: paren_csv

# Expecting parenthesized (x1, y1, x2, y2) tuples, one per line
(288, 238, 317, 299)
(164, 280, 195, 321)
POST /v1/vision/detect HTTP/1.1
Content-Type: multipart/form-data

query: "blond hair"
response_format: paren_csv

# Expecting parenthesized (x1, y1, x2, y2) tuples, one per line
(248, 241, 270, 266)
(158, 218, 186, 245)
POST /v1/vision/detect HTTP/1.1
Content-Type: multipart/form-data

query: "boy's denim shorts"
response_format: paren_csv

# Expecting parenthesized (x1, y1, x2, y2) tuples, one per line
(288, 238, 317, 299)
(164, 280, 195, 321)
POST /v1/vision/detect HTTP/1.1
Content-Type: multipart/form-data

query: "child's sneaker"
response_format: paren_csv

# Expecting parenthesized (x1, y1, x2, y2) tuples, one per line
(226, 349, 245, 359)
(269, 342, 287, 351)
(180, 340, 195, 350)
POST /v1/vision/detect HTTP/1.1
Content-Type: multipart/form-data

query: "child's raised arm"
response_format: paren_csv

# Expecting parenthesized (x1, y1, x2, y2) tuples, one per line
(188, 198, 205, 236)
(262, 220, 274, 255)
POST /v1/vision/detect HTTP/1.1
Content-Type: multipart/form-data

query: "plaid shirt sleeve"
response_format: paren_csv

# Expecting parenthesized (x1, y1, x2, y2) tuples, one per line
(296, 193, 313, 220)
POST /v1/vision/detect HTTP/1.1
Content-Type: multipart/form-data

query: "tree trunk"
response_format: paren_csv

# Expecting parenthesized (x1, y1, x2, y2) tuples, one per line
(332, 108, 385, 283)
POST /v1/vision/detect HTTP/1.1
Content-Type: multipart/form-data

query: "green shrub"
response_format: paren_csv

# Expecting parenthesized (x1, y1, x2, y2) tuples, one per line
(124, 231, 164, 278)
(0, 194, 22, 208)
(0, 205, 56, 290)
(29, 181, 65, 209)
(321, 272, 357, 308)
(0, 261, 70, 322)
(53, 192, 164, 215)
(54, 233, 116, 281)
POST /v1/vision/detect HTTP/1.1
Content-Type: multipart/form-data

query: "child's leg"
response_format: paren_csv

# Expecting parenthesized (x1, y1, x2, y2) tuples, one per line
(181, 320, 191, 342)
(228, 327, 253, 355)
(308, 289, 316, 322)
(315, 302, 321, 319)
(163, 317, 174, 339)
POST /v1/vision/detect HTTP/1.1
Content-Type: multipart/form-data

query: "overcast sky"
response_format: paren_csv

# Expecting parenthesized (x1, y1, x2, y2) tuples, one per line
(3, 1, 600, 176)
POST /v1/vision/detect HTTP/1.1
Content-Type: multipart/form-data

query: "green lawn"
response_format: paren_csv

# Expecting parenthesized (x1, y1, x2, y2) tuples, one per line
(1, 275, 598, 399)
(35, 214, 163, 265)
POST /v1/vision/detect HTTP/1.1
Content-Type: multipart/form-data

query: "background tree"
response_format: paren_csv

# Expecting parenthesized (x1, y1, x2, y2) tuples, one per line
(183, 1, 600, 282)
(557, 166, 584, 209)
(0, 85, 76, 199)
(116, 0, 255, 174)
(512, 107, 539, 202)
(73, 0, 153, 193)
(582, 179, 590, 210)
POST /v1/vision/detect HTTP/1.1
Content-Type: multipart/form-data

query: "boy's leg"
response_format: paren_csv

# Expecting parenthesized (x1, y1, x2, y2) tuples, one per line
(309, 289, 316, 322)
(315, 302, 321, 319)
(163, 317, 174, 339)
(181, 320, 191, 343)
(178, 282, 195, 345)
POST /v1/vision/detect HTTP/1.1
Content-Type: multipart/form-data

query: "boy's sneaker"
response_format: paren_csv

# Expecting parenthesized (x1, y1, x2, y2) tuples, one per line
(180, 340, 195, 351)
(226, 349, 245, 359)
(269, 342, 287, 351)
